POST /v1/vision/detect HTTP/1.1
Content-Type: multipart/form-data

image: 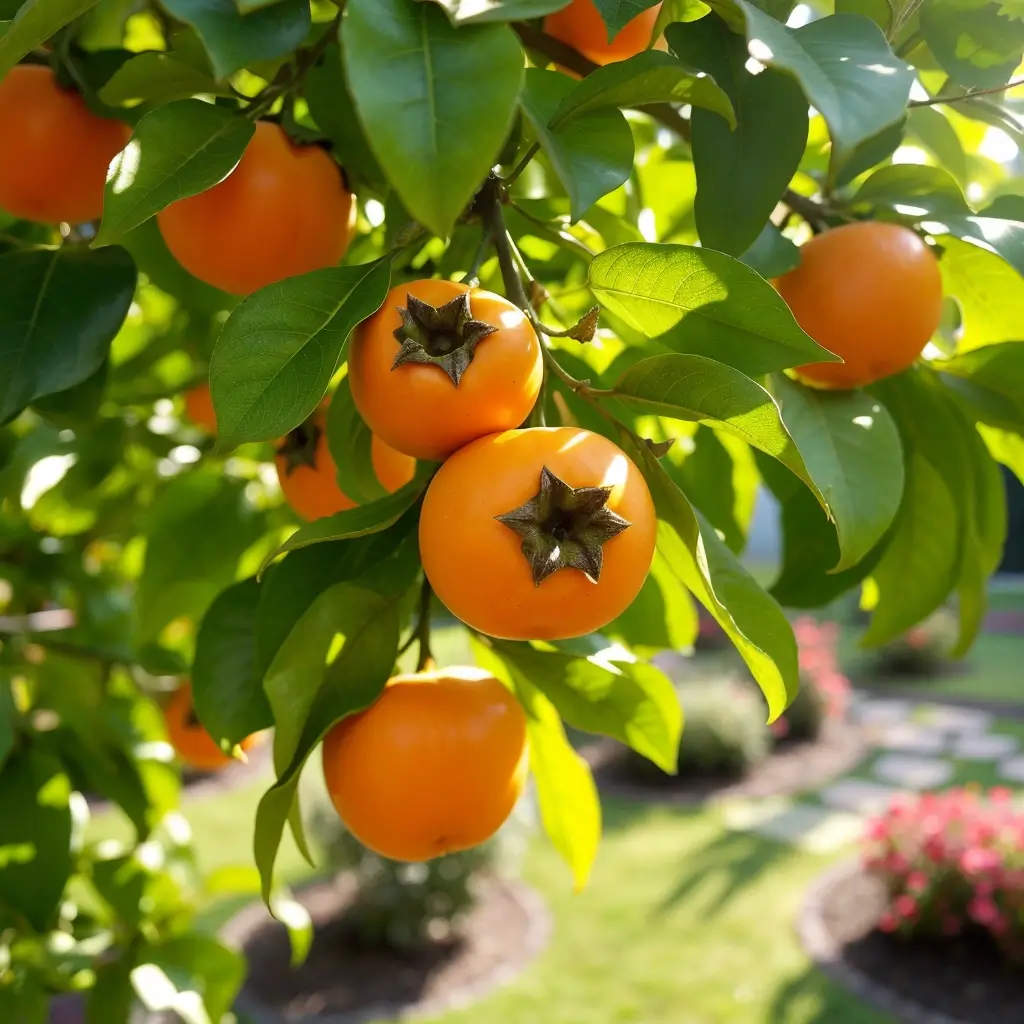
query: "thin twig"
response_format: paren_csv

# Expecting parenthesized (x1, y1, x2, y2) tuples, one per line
(414, 577, 434, 673)
(503, 142, 541, 187)
(460, 232, 494, 287)
(909, 77, 1024, 107)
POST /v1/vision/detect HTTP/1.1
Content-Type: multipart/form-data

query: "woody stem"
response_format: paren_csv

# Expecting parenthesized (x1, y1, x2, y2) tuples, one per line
(415, 577, 434, 673)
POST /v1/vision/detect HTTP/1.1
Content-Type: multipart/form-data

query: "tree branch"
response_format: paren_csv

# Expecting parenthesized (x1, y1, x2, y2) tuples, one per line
(909, 77, 1024, 107)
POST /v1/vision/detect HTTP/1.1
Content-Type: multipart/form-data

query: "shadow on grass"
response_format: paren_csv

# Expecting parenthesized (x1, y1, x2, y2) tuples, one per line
(653, 826, 795, 920)
(767, 964, 886, 1023)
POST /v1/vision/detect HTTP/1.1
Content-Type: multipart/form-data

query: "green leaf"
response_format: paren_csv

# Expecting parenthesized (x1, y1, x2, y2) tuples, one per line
(325, 376, 388, 505)
(738, 222, 800, 279)
(667, 14, 808, 255)
(833, 117, 905, 187)
(255, 510, 418, 674)
(95, 100, 254, 246)
(935, 342, 1024, 433)
(549, 50, 735, 128)
(98, 52, 225, 105)
(256, 583, 403, 900)
(192, 577, 272, 748)
(735, 8, 912, 156)
(161, 0, 311, 78)
(491, 641, 682, 772)
(210, 258, 393, 450)
(303, 44, 385, 190)
(0, 0, 102, 77)
(768, 374, 904, 572)
(593, 0, 659, 37)
(262, 468, 431, 569)
(623, 436, 799, 720)
(939, 235, 1024, 351)
(0, 246, 136, 423)
(980, 423, 1024, 485)
(605, 548, 698, 650)
(473, 638, 600, 890)
(342, 0, 524, 236)
(88, 951, 137, 1024)
(588, 242, 837, 376)
(906, 106, 968, 187)
(522, 69, 634, 221)
(921, 0, 1024, 89)
(0, 749, 72, 932)
(428, 0, 571, 24)
(0, 682, 15, 774)
(133, 935, 245, 1024)
(137, 470, 263, 643)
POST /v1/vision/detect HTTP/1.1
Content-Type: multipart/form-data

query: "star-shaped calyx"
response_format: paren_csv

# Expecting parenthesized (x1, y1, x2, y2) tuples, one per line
(277, 420, 320, 476)
(392, 292, 498, 386)
(495, 466, 631, 587)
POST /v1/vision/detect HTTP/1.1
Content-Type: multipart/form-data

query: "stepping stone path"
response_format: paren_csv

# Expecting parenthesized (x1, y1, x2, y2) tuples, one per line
(741, 693, 1024, 849)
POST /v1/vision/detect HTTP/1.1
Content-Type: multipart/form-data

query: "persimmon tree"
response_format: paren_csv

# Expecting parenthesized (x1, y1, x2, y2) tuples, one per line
(0, 0, 1022, 1017)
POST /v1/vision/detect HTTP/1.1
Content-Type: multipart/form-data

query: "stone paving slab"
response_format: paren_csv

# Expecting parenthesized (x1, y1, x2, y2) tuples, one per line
(873, 754, 955, 790)
(819, 779, 905, 816)
(741, 803, 865, 854)
(951, 733, 1020, 761)
(853, 698, 913, 727)
(868, 723, 948, 755)
(998, 756, 1024, 783)
(913, 705, 995, 734)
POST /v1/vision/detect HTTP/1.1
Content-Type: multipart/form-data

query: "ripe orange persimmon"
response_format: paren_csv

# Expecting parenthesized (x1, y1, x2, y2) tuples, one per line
(778, 221, 944, 390)
(419, 426, 656, 640)
(370, 434, 416, 493)
(183, 383, 217, 433)
(544, 0, 663, 65)
(322, 666, 529, 861)
(275, 412, 356, 522)
(157, 121, 354, 296)
(0, 65, 128, 224)
(349, 280, 543, 461)
(164, 683, 256, 772)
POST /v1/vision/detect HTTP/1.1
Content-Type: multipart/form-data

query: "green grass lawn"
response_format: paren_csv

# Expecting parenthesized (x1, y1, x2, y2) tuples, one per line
(92, 779, 891, 1024)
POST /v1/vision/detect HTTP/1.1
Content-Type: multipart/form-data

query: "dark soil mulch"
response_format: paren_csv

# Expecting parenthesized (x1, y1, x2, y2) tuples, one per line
(223, 876, 549, 1023)
(583, 716, 866, 805)
(806, 864, 1024, 1024)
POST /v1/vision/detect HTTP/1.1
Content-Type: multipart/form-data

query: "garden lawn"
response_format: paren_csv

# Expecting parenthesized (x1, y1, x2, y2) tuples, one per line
(93, 782, 891, 1024)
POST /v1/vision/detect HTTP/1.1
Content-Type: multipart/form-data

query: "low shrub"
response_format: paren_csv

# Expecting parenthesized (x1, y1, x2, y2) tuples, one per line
(774, 617, 851, 742)
(862, 788, 1024, 962)
(625, 674, 771, 782)
(873, 606, 959, 676)
(306, 789, 533, 952)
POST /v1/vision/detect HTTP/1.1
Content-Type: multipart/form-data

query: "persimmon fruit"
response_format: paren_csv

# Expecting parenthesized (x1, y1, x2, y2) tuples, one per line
(157, 121, 354, 296)
(164, 683, 257, 772)
(0, 65, 128, 224)
(419, 426, 657, 640)
(778, 221, 944, 390)
(349, 280, 543, 461)
(544, 0, 663, 65)
(275, 411, 356, 522)
(183, 384, 217, 434)
(322, 666, 529, 862)
(371, 434, 416, 493)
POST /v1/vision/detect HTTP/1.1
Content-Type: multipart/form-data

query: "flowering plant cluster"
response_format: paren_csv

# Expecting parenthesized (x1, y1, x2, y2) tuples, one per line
(771, 617, 851, 741)
(862, 788, 1024, 962)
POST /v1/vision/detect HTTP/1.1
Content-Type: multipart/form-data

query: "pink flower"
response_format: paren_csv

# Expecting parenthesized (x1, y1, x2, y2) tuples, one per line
(770, 718, 790, 739)
(894, 894, 918, 918)
(878, 912, 898, 933)
(961, 847, 1003, 875)
(907, 871, 929, 893)
(968, 895, 1002, 927)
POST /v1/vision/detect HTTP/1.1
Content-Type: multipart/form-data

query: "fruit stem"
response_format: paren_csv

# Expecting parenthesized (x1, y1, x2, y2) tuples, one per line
(461, 232, 494, 287)
(503, 142, 541, 187)
(414, 577, 434, 673)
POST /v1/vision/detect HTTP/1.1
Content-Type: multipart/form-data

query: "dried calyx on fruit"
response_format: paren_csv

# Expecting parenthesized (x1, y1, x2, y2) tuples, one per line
(276, 420, 320, 475)
(495, 465, 630, 586)
(392, 292, 498, 386)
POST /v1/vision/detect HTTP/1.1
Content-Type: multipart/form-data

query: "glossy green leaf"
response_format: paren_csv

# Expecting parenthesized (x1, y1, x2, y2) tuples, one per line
(474, 638, 600, 890)
(429, 0, 571, 24)
(738, 222, 800, 279)
(921, 1, 1024, 89)
(736, 8, 912, 156)
(161, 0, 310, 78)
(95, 100, 253, 246)
(593, 0, 659, 37)
(605, 548, 699, 650)
(343, 0, 524, 236)
(522, 69, 634, 221)
(833, 117, 905, 187)
(261, 468, 430, 569)
(624, 435, 799, 720)
(325, 376, 388, 505)
(667, 15, 807, 255)
(256, 583, 403, 900)
(0, 749, 72, 932)
(211, 258, 393, 450)
(768, 374, 904, 572)
(0, 0, 101, 77)
(137, 471, 263, 642)
(98, 52, 225, 104)
(906, 107, 968, 186)
(588, 242, 836, 376)
(0, 246, 136, 423)
(491, 641, 682, 772)
(550, 50, 735, 128)
(935, 342, 1024, 433)
(192, 577, 272, 747)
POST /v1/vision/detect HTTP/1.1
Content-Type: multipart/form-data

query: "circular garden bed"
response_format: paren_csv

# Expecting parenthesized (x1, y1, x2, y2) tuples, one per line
(222, 875, 550, 1023)
(584, 716, 866, 805)
(799, 859, 1024, 1024)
